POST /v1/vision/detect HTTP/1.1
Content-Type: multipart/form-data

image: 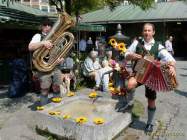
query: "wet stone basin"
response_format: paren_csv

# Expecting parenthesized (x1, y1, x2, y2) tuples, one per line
(33, 95, 131, 140)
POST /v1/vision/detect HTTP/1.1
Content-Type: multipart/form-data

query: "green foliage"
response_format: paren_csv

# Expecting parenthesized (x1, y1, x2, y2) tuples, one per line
(47, 0, 155, 16)
(128, 0, 155, 10)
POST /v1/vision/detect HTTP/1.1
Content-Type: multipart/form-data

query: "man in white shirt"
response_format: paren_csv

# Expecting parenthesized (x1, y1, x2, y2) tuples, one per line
(125, 23, 176, 133)
(165, 36, 174, 56)
(28, 18, 63, 108)
(83, 50, 101, 78)
(79, 37, 87, 53)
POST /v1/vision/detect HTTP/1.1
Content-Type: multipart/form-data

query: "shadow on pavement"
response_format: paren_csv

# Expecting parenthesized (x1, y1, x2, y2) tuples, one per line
(0, 84, 35, 112)
(175, 57, 187, 61)
(174, 89, 187, 97)
(180, 68, 187, 70)
(129, 118, 146, 131)
(180, 74, 187, 77)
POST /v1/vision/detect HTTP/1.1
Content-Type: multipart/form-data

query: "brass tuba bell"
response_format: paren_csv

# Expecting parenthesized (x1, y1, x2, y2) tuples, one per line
(32, 12, 75, 72)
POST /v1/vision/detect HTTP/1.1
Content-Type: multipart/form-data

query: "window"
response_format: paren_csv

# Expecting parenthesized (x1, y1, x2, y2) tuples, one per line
(32, 5, 39, 9)
(40, 5, 49, 12)
(31, 0, 39, 2)
(50, 7, 57, 13)
(40, 0, 48, 3)
(22, 0, 30, 2)
(123, 0, 129, 5)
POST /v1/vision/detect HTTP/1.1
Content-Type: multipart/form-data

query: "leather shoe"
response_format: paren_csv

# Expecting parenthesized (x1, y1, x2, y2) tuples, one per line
(145, 124, 154, 133)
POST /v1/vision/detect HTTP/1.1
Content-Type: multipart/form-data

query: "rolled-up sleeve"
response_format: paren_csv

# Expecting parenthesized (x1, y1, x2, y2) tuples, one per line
(125, 40, 138, 58)
(158, 44, 175, 62)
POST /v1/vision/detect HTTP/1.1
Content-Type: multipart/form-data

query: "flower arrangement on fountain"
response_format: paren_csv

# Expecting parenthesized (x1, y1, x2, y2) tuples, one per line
(117, 42, 127, 53)
(108, 38, 127, 54)
(75, 116, 88, 124)
(109, 38, 117, 49)
(93, 117, 105, 125)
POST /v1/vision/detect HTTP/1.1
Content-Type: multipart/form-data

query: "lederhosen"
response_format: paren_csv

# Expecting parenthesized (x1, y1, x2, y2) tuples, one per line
(31, 34, 61, 92)
(135, 42, 160, 100)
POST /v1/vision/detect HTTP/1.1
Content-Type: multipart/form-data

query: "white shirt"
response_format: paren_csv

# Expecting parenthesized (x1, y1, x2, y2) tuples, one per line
(165, 40, 173, 52)
(29, 33, 41, 44)
(125, 39, 175, 62)
(87, 39, 93, 45)
(83, 57, 101, 76)
(79, 39, 87, 52)
(29, 32, 48, 44)
(95, 40, 99, 50)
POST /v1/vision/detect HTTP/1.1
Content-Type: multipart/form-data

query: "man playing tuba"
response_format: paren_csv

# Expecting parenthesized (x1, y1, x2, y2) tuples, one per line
(28, 18, 63, 108)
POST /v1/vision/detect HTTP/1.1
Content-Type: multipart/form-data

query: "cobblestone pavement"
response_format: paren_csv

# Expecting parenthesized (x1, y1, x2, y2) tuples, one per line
(0, 60, 187, 140)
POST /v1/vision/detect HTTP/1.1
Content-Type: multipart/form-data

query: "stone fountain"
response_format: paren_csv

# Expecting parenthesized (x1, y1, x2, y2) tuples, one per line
(32, 90, 132, 140)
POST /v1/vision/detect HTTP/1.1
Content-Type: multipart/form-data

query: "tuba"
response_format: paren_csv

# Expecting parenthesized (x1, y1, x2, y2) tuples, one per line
(32, 11, 75, 72)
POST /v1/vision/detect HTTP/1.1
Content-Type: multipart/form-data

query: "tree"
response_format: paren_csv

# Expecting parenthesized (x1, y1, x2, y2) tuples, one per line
(48, 0, 155, 22)
(3, 0, 155, 12)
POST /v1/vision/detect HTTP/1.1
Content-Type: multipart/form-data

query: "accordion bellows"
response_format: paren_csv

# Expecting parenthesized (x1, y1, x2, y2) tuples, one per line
(134, 57, 178, 92)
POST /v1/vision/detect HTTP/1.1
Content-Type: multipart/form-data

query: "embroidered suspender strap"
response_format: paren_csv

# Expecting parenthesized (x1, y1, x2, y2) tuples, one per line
(41, 34, 45, 40)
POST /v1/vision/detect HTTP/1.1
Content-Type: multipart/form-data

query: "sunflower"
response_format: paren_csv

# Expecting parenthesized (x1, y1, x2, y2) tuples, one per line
(36, 106, 44, 111)
(108, 82, 113, 87)
(93, 118, 105, 125)
(117, 43, 127, 53)
(109, 38, 117, 48)
(89, 91, 98, 98)
(51, 97, 62, 103)
(109, 87, 120, 94)
(109, 87, 115, 91)
(48, 111, 61, 115)
(75, 117, 88, 124)
(67, 92, 75, 97)
(63, 114, 71, 119)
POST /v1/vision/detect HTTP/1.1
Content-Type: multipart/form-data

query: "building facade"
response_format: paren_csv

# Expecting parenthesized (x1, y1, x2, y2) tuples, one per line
(20, 0, 57, 13)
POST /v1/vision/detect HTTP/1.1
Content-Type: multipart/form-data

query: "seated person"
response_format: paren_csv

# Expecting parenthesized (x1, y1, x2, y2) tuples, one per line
(60, 56, 76, 96)
(106, 50, 115, 67)
(95, 59, 113, 92)
(83, 50, 101, 87)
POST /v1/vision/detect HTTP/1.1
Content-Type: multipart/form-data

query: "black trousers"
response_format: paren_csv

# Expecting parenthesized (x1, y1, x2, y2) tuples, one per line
(137, 83, 157, 100)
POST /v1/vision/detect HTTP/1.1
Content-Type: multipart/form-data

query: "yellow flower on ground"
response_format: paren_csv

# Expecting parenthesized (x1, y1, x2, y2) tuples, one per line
(109, 38, 117, 48)
(63, 114, 71, 119)
(109, 87, 115, 91)
(93, 118, 105, 125)
(48, 111, 61, 115)
(108, 82, 113, 87)
(67, 92, 75, 97)
(109, 87, 120, 94)
(51, 97, 62, 103)
(75, 117, 88, 124)
(36, 106, 44, 111)
(117, 43, 127, 53)
(89, 91, 98, 98)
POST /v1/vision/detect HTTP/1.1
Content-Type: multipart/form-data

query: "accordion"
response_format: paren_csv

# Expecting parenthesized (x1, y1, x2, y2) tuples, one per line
(134, 57, 178, 92)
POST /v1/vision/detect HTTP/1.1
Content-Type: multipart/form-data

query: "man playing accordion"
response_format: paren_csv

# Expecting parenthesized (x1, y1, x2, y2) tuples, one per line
(125, 23, 176, 133)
